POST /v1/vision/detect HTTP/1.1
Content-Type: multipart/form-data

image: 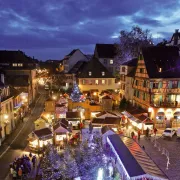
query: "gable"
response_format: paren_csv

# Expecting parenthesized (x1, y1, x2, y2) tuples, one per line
(134, 54, 149, 79)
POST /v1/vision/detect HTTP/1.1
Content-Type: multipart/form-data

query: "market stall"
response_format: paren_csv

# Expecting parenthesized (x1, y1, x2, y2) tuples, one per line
(28, 128, 53, 152)
(107, 134, 168, 180)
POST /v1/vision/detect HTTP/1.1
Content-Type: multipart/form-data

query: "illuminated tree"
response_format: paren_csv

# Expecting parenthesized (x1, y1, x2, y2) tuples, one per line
(70, 83, 83, 102)
(116, 25, 153, 63)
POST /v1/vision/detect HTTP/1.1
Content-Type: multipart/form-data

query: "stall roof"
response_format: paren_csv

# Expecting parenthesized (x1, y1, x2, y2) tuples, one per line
(66, 112, 81, 119)
(33, 128, 52, 138)
(92, 117, 120, 125)
(107, 134, 167, 179)
(121, 111, 132, 118)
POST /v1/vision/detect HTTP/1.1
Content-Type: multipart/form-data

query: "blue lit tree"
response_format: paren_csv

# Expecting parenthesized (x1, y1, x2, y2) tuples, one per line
(70, 83, 83, 102)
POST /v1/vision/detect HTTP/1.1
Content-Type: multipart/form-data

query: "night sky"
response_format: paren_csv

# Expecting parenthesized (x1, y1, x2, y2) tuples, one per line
(0, 0, 179, 60)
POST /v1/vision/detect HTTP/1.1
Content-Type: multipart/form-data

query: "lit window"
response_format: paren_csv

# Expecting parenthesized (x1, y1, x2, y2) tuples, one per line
(102, 72, 105, 76)
(13, 63, 17, 67)
(102, 80, 105, 84)
(18, 63, 23, 67)
(159, 68, 162, 72)
(89, 71, 92, 76)
(95, 80, 99, 85)
(110, 59, 113, 64)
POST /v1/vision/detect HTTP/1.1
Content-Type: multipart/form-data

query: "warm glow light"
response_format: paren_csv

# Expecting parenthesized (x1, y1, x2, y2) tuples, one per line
(4, 114, 8, 119)
(128, 126, 132, 129)
(52, 95, 57, 100)
(93, 92, 97, 96)
(148, 107, 153, 112)
(118, 82, 121, 85)
(158, 108, 164, 112)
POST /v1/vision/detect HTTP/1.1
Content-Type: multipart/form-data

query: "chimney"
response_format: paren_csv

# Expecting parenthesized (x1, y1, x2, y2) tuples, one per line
(0, 74, 4, 84)
(175, 29, 179, 33)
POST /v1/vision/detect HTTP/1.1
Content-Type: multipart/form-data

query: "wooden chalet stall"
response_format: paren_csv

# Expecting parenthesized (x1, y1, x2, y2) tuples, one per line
(66, 111, 81, 130)
(28, 128, 53, 152)
(107, 134, 168, 180)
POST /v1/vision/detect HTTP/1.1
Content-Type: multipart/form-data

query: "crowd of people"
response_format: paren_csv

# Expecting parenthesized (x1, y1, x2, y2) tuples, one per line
(9, 152, 36, 180)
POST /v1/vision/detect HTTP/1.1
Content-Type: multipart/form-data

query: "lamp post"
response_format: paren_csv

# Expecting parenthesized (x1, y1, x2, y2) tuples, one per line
(0, 88, 2, 146)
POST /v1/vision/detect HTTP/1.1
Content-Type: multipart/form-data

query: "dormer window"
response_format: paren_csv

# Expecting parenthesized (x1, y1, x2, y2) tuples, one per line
(18, 63, 23, 67)
(159, 68, 162, 72)
(89, 71, 92, 76)
(13, 63, 17, 67)
(102, 72, 105, 76)
(110, 59, 113, 64)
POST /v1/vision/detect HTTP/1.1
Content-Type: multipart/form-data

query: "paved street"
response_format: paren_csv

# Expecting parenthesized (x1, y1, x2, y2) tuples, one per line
(137, 134, 180, 180)
(0, 89, 47, 180)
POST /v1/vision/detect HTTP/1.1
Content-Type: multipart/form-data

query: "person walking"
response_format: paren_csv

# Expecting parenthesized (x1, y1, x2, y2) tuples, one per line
(32, 155, 36, 167)
(146, 127, 149, 139)
(18, 167, 23, 180)
(138, 130, 141, 140)
(12, 169, 17, 180)
(131, 131, 135, 139)
(154, 127, 157, 136)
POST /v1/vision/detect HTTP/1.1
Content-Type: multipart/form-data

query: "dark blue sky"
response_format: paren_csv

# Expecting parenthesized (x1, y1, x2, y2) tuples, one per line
(0, 0, 179, 60)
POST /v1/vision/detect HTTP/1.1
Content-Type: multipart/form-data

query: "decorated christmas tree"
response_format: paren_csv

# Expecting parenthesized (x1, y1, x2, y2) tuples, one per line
(70, 83, 84, 102)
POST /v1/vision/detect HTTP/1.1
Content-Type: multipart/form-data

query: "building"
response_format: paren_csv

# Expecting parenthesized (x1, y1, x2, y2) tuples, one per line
(68, 99, 102, 119)
(0, 74, 15, 144)
(0, 50, 38, 104)
(59, 49, 89, 73)
(133, 46, 180, 127)
(119, 58, 138, 101)
(78, 57, 116, 94)
(0, 50, 38, 69)
(94, 44, 118, 76)
(11, 87, 28, 125)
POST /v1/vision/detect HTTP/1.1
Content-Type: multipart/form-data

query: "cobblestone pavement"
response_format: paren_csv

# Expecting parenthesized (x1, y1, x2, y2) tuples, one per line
(138, 134, 180, 180)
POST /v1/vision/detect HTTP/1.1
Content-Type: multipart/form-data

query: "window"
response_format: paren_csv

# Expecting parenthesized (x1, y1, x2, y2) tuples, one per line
(110, 59, 113, 64)
(143, 93, 146, 100)
(95, 80, 99, 85)
(89, 71, 92, 76)
(18, 63, 23, 67)
(82, 80, 85, 85)
(104, 59, 107, 64)
(159, 68, 162, 72)
(102, 80, 105, 84)
(135, 80, 138, 86)
(102, 72, 105, 76)
(172, 81, 178, 88)
(121, 67, 125, 72)
(12, 63, 17, 67)
(140, 68, 144, 73)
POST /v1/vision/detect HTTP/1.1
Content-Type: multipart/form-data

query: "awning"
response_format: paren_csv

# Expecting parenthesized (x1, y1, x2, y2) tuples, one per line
(174, 111, 180, 116)
(122, 111, 132, 118)
(157, 112, 165, 116)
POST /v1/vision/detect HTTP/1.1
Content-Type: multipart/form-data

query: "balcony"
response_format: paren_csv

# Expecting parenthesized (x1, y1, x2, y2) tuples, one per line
(150, 101, 180, 108)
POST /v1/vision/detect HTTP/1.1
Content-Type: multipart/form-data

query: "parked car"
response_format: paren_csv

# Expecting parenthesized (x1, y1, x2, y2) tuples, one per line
(176, 128, 180, 138)
(162, 128, 176, 138)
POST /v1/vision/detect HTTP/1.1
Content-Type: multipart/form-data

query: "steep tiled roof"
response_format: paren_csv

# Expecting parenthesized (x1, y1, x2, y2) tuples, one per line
(68, 61, 87, 74)
(95, 44, 117, 58)
(122, 58, 138, 66)
(67, 49, 78, 56)
(0, 50, 35, 64)
(78, 57, 114, 78)
(6, 75, 29, 87)
(142, 46, 180, 78)
(127, 68, 136, 77)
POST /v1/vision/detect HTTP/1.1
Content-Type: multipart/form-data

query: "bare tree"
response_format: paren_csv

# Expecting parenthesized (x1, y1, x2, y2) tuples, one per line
(116, 26, 153, 64)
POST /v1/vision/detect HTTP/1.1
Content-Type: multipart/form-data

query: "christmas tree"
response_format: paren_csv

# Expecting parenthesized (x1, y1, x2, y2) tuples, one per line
(70, 83, 83, 102)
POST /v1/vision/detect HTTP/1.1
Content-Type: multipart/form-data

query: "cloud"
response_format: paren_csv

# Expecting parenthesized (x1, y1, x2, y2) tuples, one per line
(0, 0, 179, 59)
